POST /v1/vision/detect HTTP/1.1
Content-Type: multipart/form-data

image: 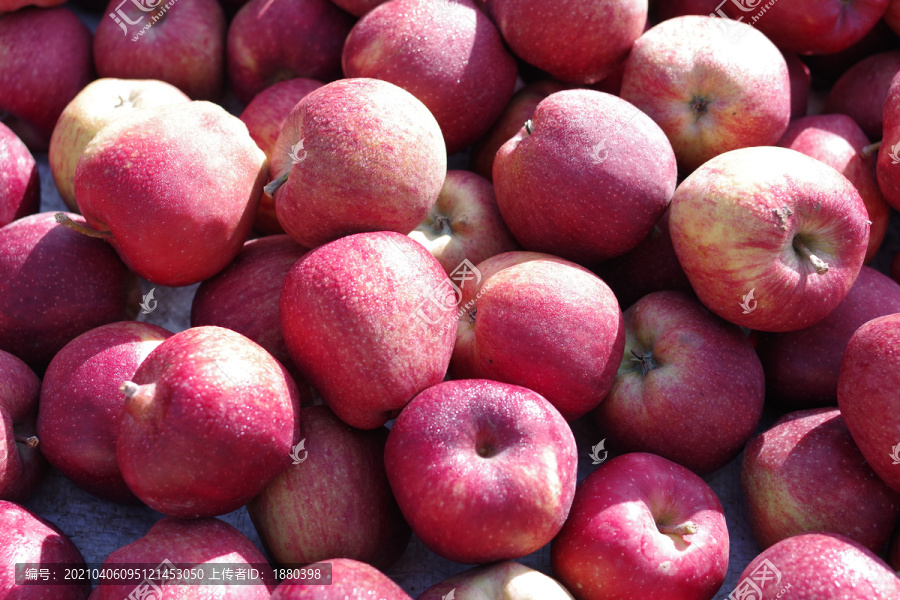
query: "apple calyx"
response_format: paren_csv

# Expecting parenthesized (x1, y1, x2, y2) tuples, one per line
(657, 520, 699, 538)
(14, 435, 39, 448)
(54, 213, 113, 239)
(121, 380, 156, 420)
(263, 172, 290, 197)
(629, 349, 657, 376)
(433, 214, 452, 236)
(690, 96, 710, 119)
(792, 236, 829, 275)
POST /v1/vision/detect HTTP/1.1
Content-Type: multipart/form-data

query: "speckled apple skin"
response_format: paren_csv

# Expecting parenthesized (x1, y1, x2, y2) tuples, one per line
(669, 146, 869, 332)
(877, 67, 900, 210)
(0, 122, 39, 227)
(493, 89, 677, 265)
(777, 114, 888, 264)
(620, 16, 790, 174)
(755, 266, 900, 408)
(271, 78, 446, 249)
(551, 453, 729, 600)
(0, 212, 139, 373)
(418, 560, 574, 600)
(488, 0, 646, 84)
(116, 326, 301, 518)
(271, 558, 412, 599)
(0, 350, 43, 503)
(74, 101, 267, 287)
(742, 408, 900, 552)
(451, 251, 625, 421)
(385, 379, 577, 564)
(227, 0, 355, 104)
(838, 314, 900, 494)
(92, 517, 276, 600)
(342, 0, 517, 154)
(735, 533, 900, 599)
(280, 232, 456, 430)
(0, 7, 93, 151)
(37, 321, 172, 505)
(594, 290, 764, 475)
(248, 405, 411, 570)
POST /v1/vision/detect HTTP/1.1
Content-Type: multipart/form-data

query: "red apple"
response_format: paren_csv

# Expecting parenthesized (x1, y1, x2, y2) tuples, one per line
(117, 326, 301, 518)
(0, 212, 139, 373)
(487, 0, 647, 84)
(469, 80, 568, 181)
(877, 70, 900, 210)
(248, 405, 410, 570)
(343, 0, 518, 154)
(887, 0, 900, 36)
(239, 78, 323, 234)
(754, 266, 900, 408)
(268, 78, 445, 250)
(838, 313, 900, 494)
(0, 0, 65, 9)
(551, 452, 729, 600)
(620, 15, 790, 174)
(95, 0, 225, 100)
(385, 379, 577, 563)
(73, 101, 267, 287)
(824, 50, 900, 141)
(226, 0, 355, 104)
(0, 351, 43, 503)
(493, 89, 677, 264)
(328, 0, 386, 16)
(653, 0, 718, 21)
(669, 146, 869, 332)
(593, 290, 764, 475)
(451, 252, 625, 421)
(408, 170, 519, 274)
(37, 321, 172, 504)
(271, 558, 411, 599)
(784, 51, 811, 119)
(727, 533, 900, 599)
(0, 6, 94, 152)
(0, 501, 90, 600)
(0, 122, 39, 228)
(280, 232, 456, 429)
(803, 20, 900, 84)
(418, 561, 574, 600)
(91, 517, 276, 600)
(776, 113, 889, 263)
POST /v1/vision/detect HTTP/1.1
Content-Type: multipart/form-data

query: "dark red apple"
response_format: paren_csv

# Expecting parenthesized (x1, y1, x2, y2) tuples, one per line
(784, 51, 811, 119)
(877, 70, 900, 210)
(270, 558, 411, 599)
(0, 351, 43, 503)
(0, 122, 39, 228)
(824, 50, 900, 141)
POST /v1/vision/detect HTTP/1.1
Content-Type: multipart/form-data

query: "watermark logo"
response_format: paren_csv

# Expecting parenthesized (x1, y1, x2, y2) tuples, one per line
(139, 288, 158, 314)
(727, 559, 790, 600)
(740, 288, 757, 314)
(709, 0, 780, 44)
(109, 0, 162, 35)
(127, 558, 174, 600)
(289, 139, 308, 165)
(442, 589, 456, 600)
(888, 141, 900, 165)
(890, 442, 900, 465)
(590, 140, 609, 164)
(412, 259, 482, 331)
(589, 439, 608, 465)
(290, 439, 308, 465)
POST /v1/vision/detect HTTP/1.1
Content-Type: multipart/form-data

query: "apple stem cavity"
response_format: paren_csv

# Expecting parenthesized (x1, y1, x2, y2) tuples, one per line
(14, 435, 39, 448)
(630, 349, 657, 376)
(54, 213, 113, 239)
(792, 236, 829, 275)
(264, 172, 290, 197)
(861, 141, 882, 157)
(657, 520, 699, 537)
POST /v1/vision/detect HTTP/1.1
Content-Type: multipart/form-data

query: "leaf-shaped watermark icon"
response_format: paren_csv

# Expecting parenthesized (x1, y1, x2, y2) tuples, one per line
(289, 138, 308, 165)
(140, 288, 157, 314)
(590, 139, 609, 164)
(889, 141, 900, 165)
(589, 439, 608, 465)
(442, 589, 456, 600)
(890, 442, 900, 465)
(290, 438, 308, 465)
(739, 288, 757, 314)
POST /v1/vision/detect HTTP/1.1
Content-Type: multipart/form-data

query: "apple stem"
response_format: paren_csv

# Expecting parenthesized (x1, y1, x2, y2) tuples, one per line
(861, 141, 882, 157)
(793, 238, 829, 275)
(658, 521, 698, 537)
(14, 435, 39, 448)
(524, 119, 534, 135)
(54, 213, 113, 239)
(264, 172, 289, 197)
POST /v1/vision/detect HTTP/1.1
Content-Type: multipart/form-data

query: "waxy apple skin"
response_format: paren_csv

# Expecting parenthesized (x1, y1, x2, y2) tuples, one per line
(551, 452, 729, 600)
(280, 232, 456, 430)
(594, 291, 764, 475)
(74, 101, 267, 287)
(451, 251, 624, 421)
(0, 122, 39, 228)
(271, 78, 446, 249)
(741, 408, 900, 553)
(116, 326, 301, 518)
(0, 350, 43, 503)
(0, 501, 91, 600)
(493, 89, 677, 265)
(418, 560, 574, 600)
(877, 69, 900, 210)
(248, 405, 410, 570)
(271, 558, 412, 600)
(669, 146, 869, 332)
(384, 379, 578, 564)
(838, 313, 900, 494)
(621, 16, 790, 174)
(37, 321, 172, 504)
(0, 212, 139, 373)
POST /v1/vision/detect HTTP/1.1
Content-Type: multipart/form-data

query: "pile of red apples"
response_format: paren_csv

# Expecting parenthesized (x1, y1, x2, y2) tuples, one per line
(4, 0, 900, 598)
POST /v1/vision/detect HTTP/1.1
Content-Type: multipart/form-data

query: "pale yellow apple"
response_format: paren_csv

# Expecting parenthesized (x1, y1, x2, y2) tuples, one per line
(419, 561, 575, 600)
